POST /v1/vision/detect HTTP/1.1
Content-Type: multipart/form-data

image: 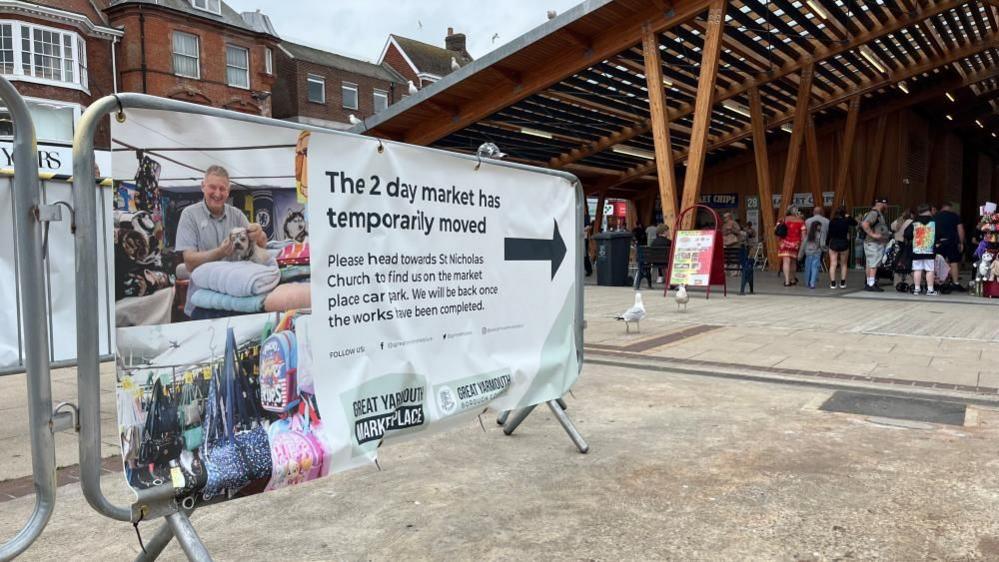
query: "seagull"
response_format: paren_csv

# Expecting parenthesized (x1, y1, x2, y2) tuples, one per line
(491, 32, 500, 43)
(476, 142, 505, 159)
(348, 114, 362, 126)
(417, 19, 423, 30)
(547, 9, 558, 19)
(407, 80, 418, 95)
(616, 292, 646, 333)
(675, 284, 689, 312)
(450, 56, 460, 72)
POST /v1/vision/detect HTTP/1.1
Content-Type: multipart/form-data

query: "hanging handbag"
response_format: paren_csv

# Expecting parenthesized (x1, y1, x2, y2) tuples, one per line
(137, 378, 182, 469)
(178, 382, 204, 428)
(202, 329, 272, 500)
(265, 397, 328, 491)
(259, 331, 298, 413)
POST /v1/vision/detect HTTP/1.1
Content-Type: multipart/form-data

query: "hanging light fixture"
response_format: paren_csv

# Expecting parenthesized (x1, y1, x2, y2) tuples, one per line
(945, 92, 956, 102)
(898, 81, 909, 94)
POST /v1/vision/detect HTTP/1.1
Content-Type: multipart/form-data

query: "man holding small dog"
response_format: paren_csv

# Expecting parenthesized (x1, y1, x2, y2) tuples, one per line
(176, 165, 266, 271)
(175, 165, 267, 318)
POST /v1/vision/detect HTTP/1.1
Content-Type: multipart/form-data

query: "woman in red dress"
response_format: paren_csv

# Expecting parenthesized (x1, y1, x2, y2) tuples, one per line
(777, 207, 806, 286)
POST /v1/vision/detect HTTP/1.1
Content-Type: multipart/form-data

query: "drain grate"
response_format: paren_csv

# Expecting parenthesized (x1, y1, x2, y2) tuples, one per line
(819, 390, 967, 426)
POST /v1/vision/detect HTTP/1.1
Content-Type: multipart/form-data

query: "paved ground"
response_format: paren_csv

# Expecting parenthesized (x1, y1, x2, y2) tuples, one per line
(4, 276, 999, 559)
(3, 363, 999, 560)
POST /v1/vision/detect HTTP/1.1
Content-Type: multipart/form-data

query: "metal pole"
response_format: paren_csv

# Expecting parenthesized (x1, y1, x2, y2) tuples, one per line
(502, 404, 536, 435)
(71, 95, 131, 522)
(495, 410, 510, 425)
(0, 75, 57, 561)
(547, 400, 589, 453)
(165, 512, 213, 562)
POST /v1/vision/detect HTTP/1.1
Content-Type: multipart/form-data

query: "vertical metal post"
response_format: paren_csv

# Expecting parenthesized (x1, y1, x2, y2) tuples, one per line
(165, 512, 213, 562)
(0, 75, 58, 561)
(71, 95, 131, 522)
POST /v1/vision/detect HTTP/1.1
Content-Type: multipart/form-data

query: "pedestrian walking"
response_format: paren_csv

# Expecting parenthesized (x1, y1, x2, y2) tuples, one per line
(905, 204, 938, 295)
(799, 220, 824, 289)
(776, 207, 806, 287)
(827, 206, 856, 289)
(934, 202, 965, 290)
(861, 198, 890, 291)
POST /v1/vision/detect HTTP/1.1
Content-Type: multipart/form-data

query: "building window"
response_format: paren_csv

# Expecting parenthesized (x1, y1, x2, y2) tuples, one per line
(226, 45, 249, 89)
(373, 89, 388, 113)
(172, 32, 199, 79)
(264, 47, 273, 75)
(0, 98, 77, 143)
(5, 22, 88, 90)
(190, 0, 221, 14)
(341, 81, 358, 110)
(0, 24, 13, 75)
(307, 74, 325, 103)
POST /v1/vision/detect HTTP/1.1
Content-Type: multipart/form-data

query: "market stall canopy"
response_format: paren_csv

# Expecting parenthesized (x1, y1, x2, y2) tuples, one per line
(112, 108, 302, 190)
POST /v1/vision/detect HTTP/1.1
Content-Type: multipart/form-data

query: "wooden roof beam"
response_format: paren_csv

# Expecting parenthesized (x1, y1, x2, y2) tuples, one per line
(401, 0, 713, 146)
(590, 34, 999, 192)
(642, 21, 680, 228)
(550, 0, 969, 169)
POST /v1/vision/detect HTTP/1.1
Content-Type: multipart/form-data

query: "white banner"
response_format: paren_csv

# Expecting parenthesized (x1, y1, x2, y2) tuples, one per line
(110, 108, 580, 502)
(308, 134, 579, 470)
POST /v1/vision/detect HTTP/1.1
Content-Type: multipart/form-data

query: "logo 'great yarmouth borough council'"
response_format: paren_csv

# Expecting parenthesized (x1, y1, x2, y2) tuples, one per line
(437, 386, 457, 416)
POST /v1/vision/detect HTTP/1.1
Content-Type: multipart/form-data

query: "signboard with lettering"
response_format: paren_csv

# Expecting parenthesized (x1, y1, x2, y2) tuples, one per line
(668, 230, 717, 286)
(0, 141, 110, 177)
(699, 193, 738, 208)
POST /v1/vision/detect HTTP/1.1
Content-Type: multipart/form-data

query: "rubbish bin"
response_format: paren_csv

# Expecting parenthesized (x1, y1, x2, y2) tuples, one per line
(594, 231, 632, 286)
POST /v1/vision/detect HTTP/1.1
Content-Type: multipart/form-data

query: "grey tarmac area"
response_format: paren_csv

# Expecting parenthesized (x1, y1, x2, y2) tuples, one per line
(4, 362, 999, 561)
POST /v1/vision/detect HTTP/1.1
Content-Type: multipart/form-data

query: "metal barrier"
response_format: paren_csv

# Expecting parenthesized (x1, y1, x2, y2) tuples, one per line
(0, 74, 59, 561)
(0, 175, 115, 377)
(2, 89, 587, 561)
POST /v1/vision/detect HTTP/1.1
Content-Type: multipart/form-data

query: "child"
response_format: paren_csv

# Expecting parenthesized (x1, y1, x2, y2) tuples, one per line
(799, 221, 824, 289)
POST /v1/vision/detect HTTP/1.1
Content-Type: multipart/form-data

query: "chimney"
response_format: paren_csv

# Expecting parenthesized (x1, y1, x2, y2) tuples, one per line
(445, 28, 466, 55)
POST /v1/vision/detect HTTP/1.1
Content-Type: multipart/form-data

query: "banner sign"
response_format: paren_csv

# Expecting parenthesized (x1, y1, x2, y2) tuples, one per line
(110, 109, 579, 503)
(699, 193, 738, 208)
(668, 230, 716, 286)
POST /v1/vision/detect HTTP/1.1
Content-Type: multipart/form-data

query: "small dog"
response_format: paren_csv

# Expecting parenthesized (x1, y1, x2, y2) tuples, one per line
(229, 227, 271, 265)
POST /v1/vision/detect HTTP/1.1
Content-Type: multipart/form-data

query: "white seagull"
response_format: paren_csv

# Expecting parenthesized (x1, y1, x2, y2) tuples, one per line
(450, 56, 461, 72)
(616, 292, 646, 333)
(407, 80, 418, 95)
(348, 114, 362, 126)
(675, 285, 689, 312)
(547, 9, 558, 19)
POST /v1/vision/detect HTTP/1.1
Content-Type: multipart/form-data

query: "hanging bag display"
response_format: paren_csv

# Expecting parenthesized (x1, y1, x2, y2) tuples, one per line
(265, 396, 330, 491)
(179, 382, 205, 451)
(259, 331, 298, 413)
(137, 378, 182, 468)
(202, 329, 272, 500)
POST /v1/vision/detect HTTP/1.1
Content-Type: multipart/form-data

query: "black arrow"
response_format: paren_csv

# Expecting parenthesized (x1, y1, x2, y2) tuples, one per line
(504, 218, 567, 280)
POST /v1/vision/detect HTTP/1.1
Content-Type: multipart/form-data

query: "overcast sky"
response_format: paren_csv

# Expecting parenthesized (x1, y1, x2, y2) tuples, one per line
(225, 0, 584, 62)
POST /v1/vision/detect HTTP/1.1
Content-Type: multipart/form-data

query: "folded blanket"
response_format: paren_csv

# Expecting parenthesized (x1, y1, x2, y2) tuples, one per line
(280, 265, 311, 282)
(190, 260, 280, 297)
(264, 282, 311, 312)
(189, 289, 265, 313)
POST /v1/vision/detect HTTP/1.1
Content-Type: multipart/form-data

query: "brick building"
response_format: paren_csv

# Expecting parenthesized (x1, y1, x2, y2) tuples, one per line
(0, 1, 120, 155)
(105, 0, 279, 116)
(271, 41, 406, 130)
(378, 28, 473, 89)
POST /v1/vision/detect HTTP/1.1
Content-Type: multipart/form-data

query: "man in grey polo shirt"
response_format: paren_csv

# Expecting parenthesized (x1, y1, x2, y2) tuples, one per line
(175, 164, 266, 318)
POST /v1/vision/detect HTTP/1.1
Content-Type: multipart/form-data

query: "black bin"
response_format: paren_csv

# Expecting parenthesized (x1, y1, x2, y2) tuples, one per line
(594, 231, 633, 286)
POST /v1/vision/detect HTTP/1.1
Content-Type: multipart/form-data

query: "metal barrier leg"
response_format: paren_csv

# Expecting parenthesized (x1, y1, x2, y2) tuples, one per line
(165, 512, 212, 562)
(0, 74, 57, 562)
(555, 397, 568, 410)
(547, 400, 589, 454)
(134, 522, 175, 562)
(495, 410, 510, 425)
(502, 404, 537, 435)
